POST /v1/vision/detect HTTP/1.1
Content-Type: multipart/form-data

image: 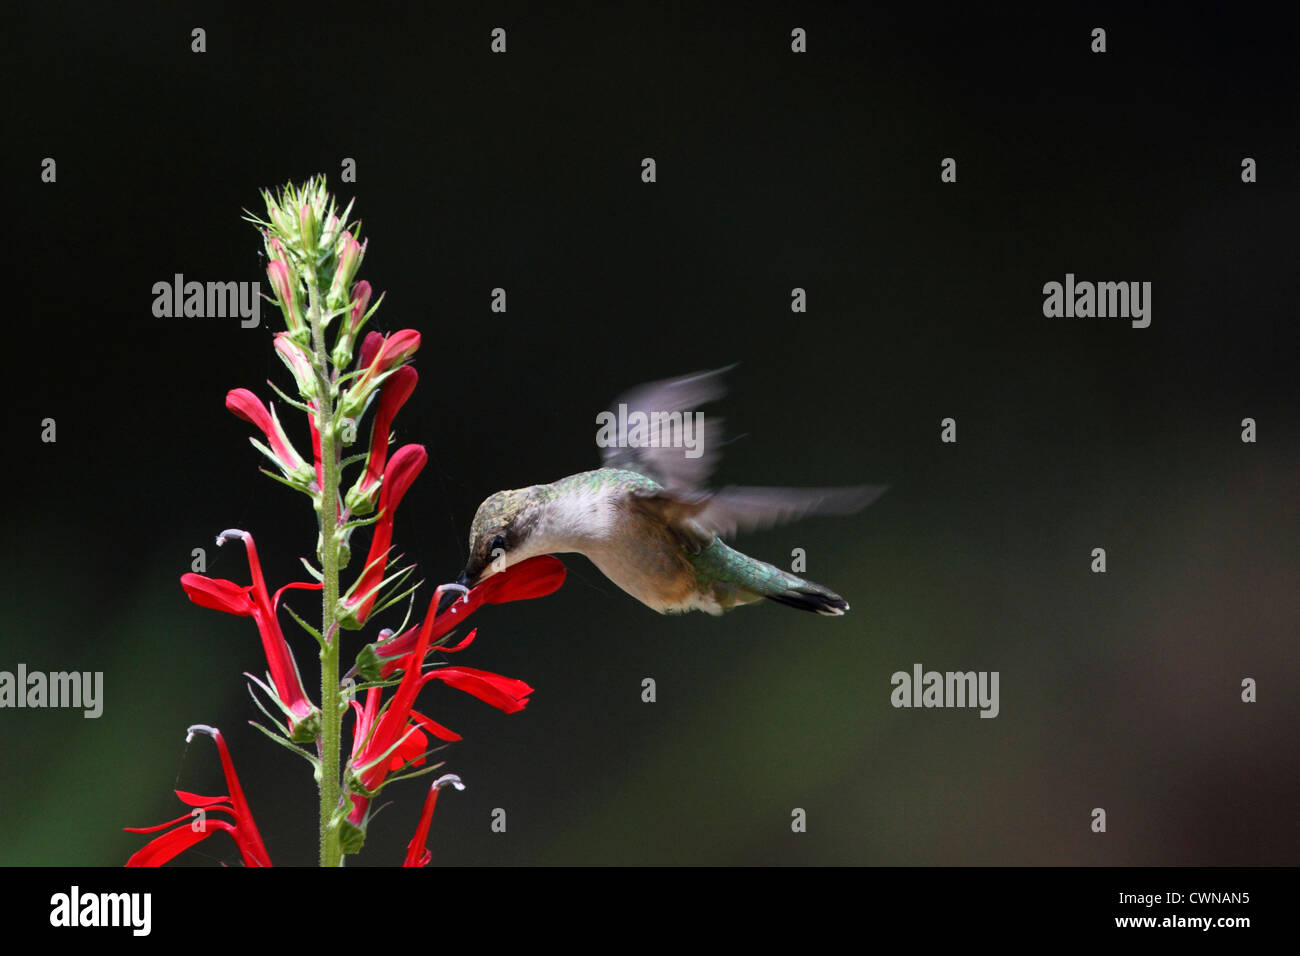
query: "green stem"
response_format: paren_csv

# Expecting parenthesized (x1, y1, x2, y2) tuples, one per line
(306, 264, 344, 868)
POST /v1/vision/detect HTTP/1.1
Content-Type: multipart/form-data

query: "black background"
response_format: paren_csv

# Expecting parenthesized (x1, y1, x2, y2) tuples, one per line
(5, 2, 1297, 869)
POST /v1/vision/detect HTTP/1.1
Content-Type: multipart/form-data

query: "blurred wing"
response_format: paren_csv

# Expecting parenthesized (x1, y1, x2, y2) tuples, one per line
(694, 484, 888, 538)
(631, 484, 888, 549)
(599, 365, 733, 490)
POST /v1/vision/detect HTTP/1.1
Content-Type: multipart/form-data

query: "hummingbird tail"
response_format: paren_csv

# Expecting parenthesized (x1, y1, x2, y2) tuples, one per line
(692, 540, 851, 616)
(764, 581, 850, 616)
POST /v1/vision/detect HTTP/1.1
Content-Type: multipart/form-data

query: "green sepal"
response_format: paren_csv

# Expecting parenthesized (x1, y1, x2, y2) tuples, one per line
(289, 709, 322, 744)
(337, 818, 366, 856)
(353, 643, 384, 683)
(344, 483, 378, 517)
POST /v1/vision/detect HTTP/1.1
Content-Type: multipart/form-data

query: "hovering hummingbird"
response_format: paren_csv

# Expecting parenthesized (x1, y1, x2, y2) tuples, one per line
(450, 368, 886, 616)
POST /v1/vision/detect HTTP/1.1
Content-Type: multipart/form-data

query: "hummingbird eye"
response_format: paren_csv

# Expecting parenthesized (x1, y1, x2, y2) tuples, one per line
(489, 532, 508, 554)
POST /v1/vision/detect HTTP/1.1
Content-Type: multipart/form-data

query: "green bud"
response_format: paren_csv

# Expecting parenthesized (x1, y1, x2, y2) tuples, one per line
(352, 644, 384, 683)
(344, 483, 378, 517)
(289, 708, 322, 744)
(298, 203, 317, 253)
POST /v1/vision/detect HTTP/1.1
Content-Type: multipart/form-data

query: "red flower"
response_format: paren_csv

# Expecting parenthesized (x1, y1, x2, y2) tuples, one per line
(353, 329, 421, 395)
(346, 584, 445, 824)
(368, 555, 566, 676)
(180, 530, 321, 735)
(226, 388, 313, 486)
(125, 726, 271, 867)
(403, 774, 465, 867)
(340, 443, 427, 627)
(346, 365, 417, 515)
(346, 584, 535, 826)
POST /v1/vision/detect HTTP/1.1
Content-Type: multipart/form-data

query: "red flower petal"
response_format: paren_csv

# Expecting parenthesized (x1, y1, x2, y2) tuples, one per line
(436, 627, 478, 654)
(173, 791, 236, 810)
(422, 666, 533, 714)
(357, 331, 383, 372)
(346, 444, 427, 624)
(374, 558, 565, 673)
(357, 366, 418, 496)
(181, 573, 253, 616)
(389, 724, 427, 771)
(472, 554, 568, 605)
(125, 820, 236, 867)
(410, 708, 462, 742)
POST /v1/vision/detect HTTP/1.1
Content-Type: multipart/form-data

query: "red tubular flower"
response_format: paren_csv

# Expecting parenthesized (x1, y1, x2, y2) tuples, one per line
(368, 555, 567, 676)
(345, 365, 417, 515)
(403, 774, 465, 867)
(357, 330, 383, 372)
(125, 726, 271, 867)
(226, 388, 313, 486)
(351, 329, 421, 398)
(346, 584, 532, 827)
(347, 585, 445, 824)
(348, 687, 461, 771)
(340, 443, 427, 626)
(180, 530, 321, 735)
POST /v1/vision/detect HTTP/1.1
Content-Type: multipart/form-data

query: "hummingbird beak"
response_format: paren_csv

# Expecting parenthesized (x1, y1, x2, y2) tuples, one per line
(436, 571, 473, 616)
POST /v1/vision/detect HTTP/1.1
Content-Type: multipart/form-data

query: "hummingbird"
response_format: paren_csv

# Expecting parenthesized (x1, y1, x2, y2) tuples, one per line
(449, 368, 886, 616)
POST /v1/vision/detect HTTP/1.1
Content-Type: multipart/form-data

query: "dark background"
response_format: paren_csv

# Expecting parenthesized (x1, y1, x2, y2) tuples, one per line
(5, 3, 1297, 866)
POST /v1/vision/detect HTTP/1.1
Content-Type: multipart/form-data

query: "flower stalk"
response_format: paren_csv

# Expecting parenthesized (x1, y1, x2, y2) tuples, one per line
(302, 242, 348, 867)
(130, 176, 564, 867)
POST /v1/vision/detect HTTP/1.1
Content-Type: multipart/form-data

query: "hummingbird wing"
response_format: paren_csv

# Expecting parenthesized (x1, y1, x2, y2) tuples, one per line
(631, 484, 888, 551)
(598, 365, 733, 491)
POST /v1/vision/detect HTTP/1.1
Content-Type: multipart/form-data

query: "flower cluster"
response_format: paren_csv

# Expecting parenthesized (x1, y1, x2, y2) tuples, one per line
(128, 558, 563, 866)
(127, 177, 563, 866)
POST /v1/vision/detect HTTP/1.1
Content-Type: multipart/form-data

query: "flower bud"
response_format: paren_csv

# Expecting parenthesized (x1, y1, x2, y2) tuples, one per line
(320, 213, 342, 250)
(298, 203, 317, 253)
(345, 365, 417, 515)
(331, 281, 374, 370)
(266, 259, 306, 338)
(328, 233, 366, 310)
(226, 388, 315, 489)
(274, 333, 318, 400)
(340, 329, 421, 418)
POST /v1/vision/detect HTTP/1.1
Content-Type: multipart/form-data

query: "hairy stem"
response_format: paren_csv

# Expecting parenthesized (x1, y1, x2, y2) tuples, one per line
(306, 263, 344, 868)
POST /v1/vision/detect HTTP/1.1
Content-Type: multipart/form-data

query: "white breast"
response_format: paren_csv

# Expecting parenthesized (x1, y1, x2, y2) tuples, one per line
(514, 486, 720, 614)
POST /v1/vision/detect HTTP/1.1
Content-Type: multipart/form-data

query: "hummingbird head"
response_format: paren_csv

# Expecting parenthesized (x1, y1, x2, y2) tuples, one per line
(458, 487, 542, 589)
